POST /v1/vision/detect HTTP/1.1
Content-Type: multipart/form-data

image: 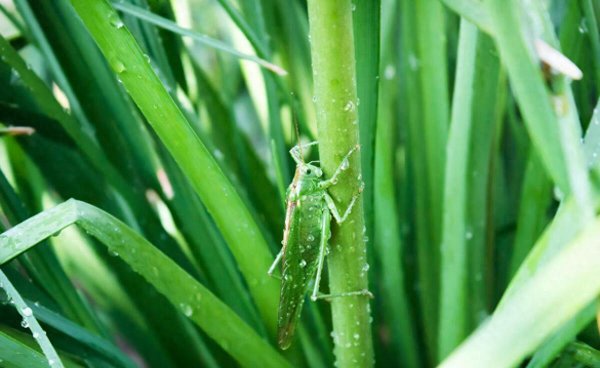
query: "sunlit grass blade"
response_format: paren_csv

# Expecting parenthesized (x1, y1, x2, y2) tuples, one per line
(439, 215, 600, 367)
(0, 199, 291, 368)
(112, 1, 286, 76)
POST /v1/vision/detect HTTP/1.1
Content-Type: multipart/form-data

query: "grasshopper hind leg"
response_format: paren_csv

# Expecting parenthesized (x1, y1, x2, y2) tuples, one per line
(310, 210, 330, 301)
(309, 209, 374, 301)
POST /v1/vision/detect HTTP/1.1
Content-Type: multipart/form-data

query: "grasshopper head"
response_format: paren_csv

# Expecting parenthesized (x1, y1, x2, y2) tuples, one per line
(300, 163, 322, 178)
(290, 163, 323, 198)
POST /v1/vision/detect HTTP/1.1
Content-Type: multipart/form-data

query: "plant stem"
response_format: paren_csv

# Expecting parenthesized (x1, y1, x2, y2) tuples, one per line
(306, 0, 374, 366)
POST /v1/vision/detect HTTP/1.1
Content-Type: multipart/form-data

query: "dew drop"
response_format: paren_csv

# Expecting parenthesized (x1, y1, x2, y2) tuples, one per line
(22, 307, 32, 317)
(111, 19, 125, 29)
(299, 259, 307, 268)
(578, 19, 588, 33)
(343, 100, 355, 112)
(307, 234, 315, 241)
(180, 303, 193, 317)
(408, 53, 420, 71)
(341, 158, 350, 170)
(384, 64, 396, 80)
(111, 59, 126, 74)
(21, 319, 29, 328)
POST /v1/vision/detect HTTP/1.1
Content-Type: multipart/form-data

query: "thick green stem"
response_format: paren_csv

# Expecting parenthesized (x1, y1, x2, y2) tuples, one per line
(306, 0, 374, 366)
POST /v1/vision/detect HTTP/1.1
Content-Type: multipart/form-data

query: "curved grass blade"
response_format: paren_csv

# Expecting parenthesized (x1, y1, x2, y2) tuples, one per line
(0, 166, 103, 336)
(112, 2, 286, 76)
(68, 0, 279, 334)
(0, 270, 64, 368)
(439, 215, 600, 368)
(0, 199, 291, 368)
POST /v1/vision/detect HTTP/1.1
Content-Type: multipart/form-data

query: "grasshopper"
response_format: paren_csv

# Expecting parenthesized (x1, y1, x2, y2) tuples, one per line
(268, 142, 371, 350)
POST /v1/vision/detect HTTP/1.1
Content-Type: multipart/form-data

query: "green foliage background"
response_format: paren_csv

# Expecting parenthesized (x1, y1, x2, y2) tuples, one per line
(0, 0, 599, 367)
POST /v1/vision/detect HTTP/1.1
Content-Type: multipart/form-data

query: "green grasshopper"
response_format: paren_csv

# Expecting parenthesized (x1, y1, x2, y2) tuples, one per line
(268, 142, 371, 350)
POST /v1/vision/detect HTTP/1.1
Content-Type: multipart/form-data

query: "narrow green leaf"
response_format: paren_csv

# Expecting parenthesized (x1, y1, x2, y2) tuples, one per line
(438, 20, 479, 358)
(67, 0, 279, 333)
(0, 200, 291, 368)
(440, 216, 600, 368)
(112, 2, 286, 76)
(0, 270, 64, 368)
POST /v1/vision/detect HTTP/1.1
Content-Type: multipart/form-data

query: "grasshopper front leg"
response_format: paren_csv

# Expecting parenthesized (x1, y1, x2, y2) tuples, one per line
(323, 181, 364, 224)
(319, 144, 360, 189)
(290, 142, 319, 164)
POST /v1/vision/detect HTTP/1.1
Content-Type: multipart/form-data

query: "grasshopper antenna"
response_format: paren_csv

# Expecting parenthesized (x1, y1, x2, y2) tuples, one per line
(293, 114, 304, 163)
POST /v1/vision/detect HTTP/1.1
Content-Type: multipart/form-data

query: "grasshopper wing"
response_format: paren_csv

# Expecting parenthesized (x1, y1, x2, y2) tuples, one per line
(277, 196, 327, 349)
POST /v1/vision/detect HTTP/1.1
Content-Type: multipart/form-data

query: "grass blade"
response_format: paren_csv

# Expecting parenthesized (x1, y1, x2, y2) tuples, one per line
(112, 2, 286, 76)
(440, 215, 600, 368)
(67, 0, 279, 333)
(438, 20, 479, 358)
(0, 270, 64, 368)
(0, 199, 291, 368)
